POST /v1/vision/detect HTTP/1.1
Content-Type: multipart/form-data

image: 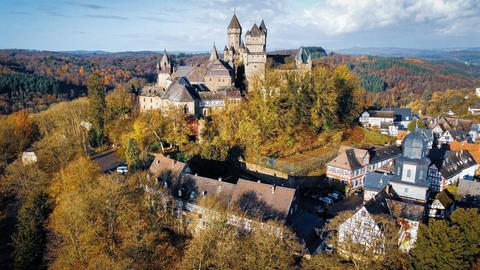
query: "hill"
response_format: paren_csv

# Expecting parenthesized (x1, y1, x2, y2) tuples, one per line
(318, 54, 480, 110)
(334, 47, 480, 64)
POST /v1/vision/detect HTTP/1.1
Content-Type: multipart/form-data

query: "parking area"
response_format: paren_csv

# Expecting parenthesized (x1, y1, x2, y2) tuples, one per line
(290, 187, 364, 254)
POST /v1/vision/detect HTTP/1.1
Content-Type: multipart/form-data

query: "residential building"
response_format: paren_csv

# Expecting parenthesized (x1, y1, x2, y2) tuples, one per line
(428, 150, 477, 192)
(147, 154, 297, 225)
(359, 110, 395, 131)
(359, 108, 414, 136)
(364, 129, 431, 203)
(469, 124, 480, 142)
(381, 108, 414, 129)
(428, 190, 455, 219)
(338, 186, 424, 255)
(326, 145, 401, 191)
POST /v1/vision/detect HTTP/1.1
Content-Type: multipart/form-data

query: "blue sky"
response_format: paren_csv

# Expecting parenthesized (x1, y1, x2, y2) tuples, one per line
(1, 0, 480, 52)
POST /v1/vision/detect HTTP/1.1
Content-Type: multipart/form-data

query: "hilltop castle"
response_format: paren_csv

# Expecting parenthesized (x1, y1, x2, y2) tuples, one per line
(138, 13, 320, 117)
(223, 14, 268, 82)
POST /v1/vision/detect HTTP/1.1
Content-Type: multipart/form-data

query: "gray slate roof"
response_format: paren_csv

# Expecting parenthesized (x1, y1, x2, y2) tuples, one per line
(364, 172, 393, 192)
(206, 59, 232, 77)
(434, 150, 477, 180)
(162, 77, 199, 102)
(228, 14, 241, 29)
(368, 145, 401, 164)
(248, 23, 264, 37)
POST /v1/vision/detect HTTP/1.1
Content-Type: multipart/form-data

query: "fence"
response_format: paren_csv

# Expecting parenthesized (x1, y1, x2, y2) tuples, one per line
(254, 147, 338, 176)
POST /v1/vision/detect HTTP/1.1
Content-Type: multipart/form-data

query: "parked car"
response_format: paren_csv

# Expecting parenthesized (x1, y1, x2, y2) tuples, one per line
(332, 190, 343, 197)
(327, 192, 341, 201)
(116, 165, 128, 174)
(318, 196, 334, 205)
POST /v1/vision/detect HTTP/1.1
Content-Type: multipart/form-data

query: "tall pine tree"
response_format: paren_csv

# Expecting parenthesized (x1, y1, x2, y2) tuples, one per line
(87, 74, 106, 147)
(12, 192, 51, 270)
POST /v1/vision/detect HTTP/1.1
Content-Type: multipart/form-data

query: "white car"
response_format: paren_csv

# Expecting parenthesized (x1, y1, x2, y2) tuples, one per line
(116, 166, 128, 174)
(318, 196, 334, 205)
(328, 192, 341, 201)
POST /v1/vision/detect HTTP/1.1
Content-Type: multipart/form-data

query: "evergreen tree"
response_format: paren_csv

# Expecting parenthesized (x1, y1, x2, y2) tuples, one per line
(411, 208, 480, 270)
(12, 192, 51, 270)
(125, 138, 141, 171)
(87, 74, 106, 147)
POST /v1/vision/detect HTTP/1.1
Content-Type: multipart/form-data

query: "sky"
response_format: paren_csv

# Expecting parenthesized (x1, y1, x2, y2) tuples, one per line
(1, 0, 480, 52)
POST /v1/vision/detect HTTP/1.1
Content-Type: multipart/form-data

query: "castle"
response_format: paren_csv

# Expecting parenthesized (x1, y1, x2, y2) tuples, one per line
(138, 13, 318, 116)
(223, 14, 268, 82)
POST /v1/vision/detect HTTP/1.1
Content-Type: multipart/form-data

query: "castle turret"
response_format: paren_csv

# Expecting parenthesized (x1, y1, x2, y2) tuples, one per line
(259, 19, 267, 36)
(157, 49, 173, 88)
(159, 49, 172, 74)
(227, 14, 242, 52)
(210, 43, 219, 62)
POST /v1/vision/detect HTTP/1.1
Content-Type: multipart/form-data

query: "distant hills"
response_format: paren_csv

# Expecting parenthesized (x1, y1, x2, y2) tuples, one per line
(333, 47, 480, 65)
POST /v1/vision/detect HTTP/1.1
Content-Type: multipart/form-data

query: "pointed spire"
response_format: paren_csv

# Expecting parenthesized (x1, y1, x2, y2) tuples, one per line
(209, 43, 219, 62)
(259, 19, 267, 32)
(228, 13, 241, 29)
(160, 49, 171, 74)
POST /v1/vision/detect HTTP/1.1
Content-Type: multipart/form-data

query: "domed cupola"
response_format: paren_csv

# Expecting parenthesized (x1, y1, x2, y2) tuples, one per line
(402, 129, 427, 160)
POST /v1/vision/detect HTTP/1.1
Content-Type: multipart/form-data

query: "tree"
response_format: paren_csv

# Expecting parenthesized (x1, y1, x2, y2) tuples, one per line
(125, 138, 141, 171)
(12, 192, 51, 270)
(411, 208, 480, 270)
(87, 73, 106, 147)
(180, 197, 300, 270)
(407, 119, 426, 131)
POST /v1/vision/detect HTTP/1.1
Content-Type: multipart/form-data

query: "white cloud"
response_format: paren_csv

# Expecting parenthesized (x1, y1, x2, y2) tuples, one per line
(298, 0, 480, 35)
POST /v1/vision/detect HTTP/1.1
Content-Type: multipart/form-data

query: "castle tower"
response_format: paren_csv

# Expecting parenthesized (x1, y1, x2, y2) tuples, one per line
(210, 43, 219, 62)
(243, 20, 267, 82)
(227, 14, 242, 52)
(157, 49, 173, 88)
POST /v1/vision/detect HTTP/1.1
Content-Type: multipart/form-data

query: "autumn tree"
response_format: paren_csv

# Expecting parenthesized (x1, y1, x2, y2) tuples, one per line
(48, 158, 185, 269)
(181, 197, 301, 270)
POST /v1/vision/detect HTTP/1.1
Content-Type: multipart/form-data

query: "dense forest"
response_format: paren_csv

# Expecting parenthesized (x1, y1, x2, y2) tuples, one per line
(0, 50, 204, 113)
(319, 55, 480, 111)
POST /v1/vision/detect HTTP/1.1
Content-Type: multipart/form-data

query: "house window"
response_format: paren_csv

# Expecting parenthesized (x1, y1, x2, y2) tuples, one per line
(406, 169, 412, 178)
